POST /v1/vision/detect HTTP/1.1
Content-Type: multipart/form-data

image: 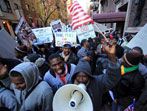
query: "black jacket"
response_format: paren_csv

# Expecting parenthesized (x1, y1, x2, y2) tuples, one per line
(112, 69, 145, 109)
(71, 59, 121, 111)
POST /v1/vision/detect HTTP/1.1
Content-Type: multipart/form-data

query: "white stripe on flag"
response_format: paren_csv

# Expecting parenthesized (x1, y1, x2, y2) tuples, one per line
(68, 0, 94, 30)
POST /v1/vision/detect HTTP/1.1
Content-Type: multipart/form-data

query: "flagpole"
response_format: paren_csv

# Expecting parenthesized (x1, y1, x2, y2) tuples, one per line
(94, 22, 108, 42)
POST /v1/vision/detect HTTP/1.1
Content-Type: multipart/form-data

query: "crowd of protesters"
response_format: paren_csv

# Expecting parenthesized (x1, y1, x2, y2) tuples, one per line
(0, 31, 147, 111)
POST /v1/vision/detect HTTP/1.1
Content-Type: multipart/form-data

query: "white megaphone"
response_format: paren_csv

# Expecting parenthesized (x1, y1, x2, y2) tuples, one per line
(53, 84, 93, 111)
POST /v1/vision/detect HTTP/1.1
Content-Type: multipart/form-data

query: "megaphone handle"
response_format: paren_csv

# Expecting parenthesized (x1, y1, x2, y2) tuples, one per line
(69, 90, 83, 108)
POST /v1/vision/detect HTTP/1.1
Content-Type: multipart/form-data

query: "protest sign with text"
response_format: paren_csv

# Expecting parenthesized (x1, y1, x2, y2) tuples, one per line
(55, 32, 77, 47)
(75, 24, 96, 43)
(32, 27, 53, 44)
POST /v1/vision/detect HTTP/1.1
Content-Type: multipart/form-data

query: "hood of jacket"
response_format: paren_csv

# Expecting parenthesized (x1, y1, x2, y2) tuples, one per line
(71, 59, 93, 83)
(9, 62, 40, 91)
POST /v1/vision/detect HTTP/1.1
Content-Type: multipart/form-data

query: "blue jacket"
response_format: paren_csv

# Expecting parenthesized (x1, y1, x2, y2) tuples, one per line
(0, 87, 18, 111)
(44, 63, 76, 93)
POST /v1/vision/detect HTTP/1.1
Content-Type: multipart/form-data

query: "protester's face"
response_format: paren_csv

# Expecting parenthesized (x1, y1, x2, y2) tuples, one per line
(0, 64, 8, 79)
(85, 41, 89, 48)
(63, 48, 71, 56)
(11, 76, 26, 90)
(74, 72, 89, 85)
(49, 58, 65, 74)
(84, 41, 89, 48)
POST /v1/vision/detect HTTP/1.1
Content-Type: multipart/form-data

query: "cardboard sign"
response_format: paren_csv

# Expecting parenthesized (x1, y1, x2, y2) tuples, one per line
(55, 32, 77, 47)
(32, 27, 53, 44)
(127, 24, 147, 55)
(76, 24, 96, 43)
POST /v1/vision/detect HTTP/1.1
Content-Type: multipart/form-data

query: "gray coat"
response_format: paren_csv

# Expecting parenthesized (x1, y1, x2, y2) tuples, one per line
(0, 87, 18, 111)
(9, 62, 53, 111)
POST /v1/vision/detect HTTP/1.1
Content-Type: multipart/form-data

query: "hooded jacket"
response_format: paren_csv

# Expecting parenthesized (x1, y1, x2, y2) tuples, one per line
(71, 59, 121, 111)
(9, 62, 53, 111)
(71, 59, 94, 82)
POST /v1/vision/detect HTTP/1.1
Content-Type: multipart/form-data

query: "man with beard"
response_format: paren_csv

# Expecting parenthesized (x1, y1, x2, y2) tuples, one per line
(44, 54, 76, 93)
(59, 44, 78, 65)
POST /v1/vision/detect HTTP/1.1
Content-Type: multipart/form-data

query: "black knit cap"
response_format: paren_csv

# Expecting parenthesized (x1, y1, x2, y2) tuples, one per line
(63, 43, 72, 48)
(123, 51, 143, 66)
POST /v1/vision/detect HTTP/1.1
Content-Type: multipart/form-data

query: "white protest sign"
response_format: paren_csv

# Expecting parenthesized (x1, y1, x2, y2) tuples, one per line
(76, 24, 96, 43)
(127, 24, 147, 54)
(32, 27, 53, 44)
(55, 32, 77, 47)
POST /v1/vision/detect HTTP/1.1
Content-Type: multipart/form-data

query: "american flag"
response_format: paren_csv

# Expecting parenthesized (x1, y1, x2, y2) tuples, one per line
(68, 0, 94, 30)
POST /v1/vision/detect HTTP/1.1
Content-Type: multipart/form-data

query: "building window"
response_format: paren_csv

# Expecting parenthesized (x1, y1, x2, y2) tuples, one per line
(0, 0, 12, 13)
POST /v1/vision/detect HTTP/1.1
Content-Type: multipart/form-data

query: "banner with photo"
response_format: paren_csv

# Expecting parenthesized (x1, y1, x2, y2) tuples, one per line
(32, 27, 53, 45)
(55, 32, 77, 47)
(15, 17, 35, 46)
(76, 24, 96, 43)
(50, 19, 63, 33)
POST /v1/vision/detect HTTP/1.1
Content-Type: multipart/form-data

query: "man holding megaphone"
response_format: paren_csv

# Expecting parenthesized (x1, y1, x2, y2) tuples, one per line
(70, 43, 121, 111)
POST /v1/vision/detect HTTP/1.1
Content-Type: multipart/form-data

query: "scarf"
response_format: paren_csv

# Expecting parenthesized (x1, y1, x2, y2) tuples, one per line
(56, 64, 68, 84)
(121, 65, 139, 75)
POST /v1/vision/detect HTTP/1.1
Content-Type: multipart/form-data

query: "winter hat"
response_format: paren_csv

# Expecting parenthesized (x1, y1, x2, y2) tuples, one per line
(23, 54, 45, 67)
(123, 51, 143, 66)
(15, 45, 28, 54)
(62, 43, 72, 48)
